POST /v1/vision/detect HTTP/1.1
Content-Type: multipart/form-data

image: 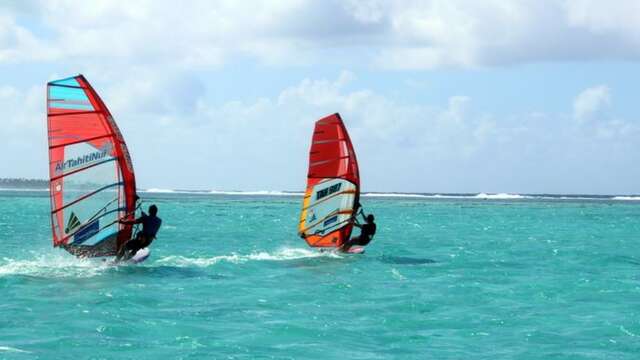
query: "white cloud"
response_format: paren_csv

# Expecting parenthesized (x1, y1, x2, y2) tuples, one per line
(1, 70, 639, 193)
(2, 1, 640, 69)
(0, 84, 46, 179)
(0, 13, 55, 63)
(0, 1, 638, 194)
(342, 0, 385, 23)
(85, 70, 499, 190)
(127, 73, 632, 192)
(573, 85, 611, 122)
(565, 0, 640, 35)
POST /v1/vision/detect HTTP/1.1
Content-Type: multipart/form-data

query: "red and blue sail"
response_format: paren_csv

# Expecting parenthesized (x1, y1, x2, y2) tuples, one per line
(47, 75, 137, 257)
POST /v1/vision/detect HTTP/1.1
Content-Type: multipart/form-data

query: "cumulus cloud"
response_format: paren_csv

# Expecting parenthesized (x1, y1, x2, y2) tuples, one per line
(2, 1, 640, 69)
(573, 85, 611, 122)
(0, 84, 47, 178)
(0, 69, 639, 193)
(77, 72, 631, 193)
(1, 1, 640, 193)
(565, 0, 640, 35)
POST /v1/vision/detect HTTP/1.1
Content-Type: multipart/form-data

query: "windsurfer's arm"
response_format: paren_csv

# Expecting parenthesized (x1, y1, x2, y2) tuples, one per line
(352, 210, 367, 225)
(119, 217, 143, 225)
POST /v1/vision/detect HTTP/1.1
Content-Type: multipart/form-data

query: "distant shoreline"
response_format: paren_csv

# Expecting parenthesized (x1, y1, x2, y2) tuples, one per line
(0, 178, 48, 189)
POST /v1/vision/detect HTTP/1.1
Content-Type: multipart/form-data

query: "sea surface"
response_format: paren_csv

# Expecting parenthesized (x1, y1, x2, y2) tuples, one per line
(2, 190, 640, 359)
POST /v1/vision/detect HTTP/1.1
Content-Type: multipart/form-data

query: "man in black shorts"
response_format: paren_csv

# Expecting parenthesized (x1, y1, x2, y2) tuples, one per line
(342, 213, 376, 251)
(116, 204, 162, 261)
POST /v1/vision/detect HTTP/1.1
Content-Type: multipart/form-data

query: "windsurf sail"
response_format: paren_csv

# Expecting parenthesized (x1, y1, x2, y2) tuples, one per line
(298, 113, 360, 247)
(46, 75, 137, 257)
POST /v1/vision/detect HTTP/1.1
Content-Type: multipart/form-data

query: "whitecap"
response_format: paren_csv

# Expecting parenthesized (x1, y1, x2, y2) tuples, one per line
(209, 190, 302, 196)
(474, 193, 529, 200)
(0, 346, 31, 353)
(612, 196, 640, 201)
(0, 253, 111, 278)
(142, 188, 175, 193)
(362, 193, 430, 198)
(390, 268, 406, 280)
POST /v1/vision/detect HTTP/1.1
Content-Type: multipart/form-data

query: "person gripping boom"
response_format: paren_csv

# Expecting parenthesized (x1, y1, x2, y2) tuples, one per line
(341, 212, 376, 252)
(116, 204, 162, 261)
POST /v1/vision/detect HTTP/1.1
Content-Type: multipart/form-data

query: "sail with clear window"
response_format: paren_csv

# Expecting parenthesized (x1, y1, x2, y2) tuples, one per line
(47, 75, 137, 257)
(298, 113, 360, 248)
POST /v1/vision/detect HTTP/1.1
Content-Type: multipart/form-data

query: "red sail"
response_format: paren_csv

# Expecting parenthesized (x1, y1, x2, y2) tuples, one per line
(47, 75, 136, 257)
(298, 113, 360, 247)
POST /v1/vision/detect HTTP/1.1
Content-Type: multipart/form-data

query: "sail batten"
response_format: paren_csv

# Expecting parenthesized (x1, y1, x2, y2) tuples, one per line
(47, 75, 136, 256)
(298, 113, 360, 248)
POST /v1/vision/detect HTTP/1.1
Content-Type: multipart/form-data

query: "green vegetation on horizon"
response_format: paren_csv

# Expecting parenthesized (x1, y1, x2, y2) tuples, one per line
(0, 178, 48, 189)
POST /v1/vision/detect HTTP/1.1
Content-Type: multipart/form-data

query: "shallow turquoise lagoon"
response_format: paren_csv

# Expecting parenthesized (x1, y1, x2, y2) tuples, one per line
(1, 191, 640, 359)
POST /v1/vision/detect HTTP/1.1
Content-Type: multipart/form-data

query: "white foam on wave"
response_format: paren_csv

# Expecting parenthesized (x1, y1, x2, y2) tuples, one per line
(474, 193, 529, 200)
(0, 253, 111, 278)
(362, 193, 478, 199)
(547, 196, 596, 200)
(138, 189, 303, 196)
(209, 190, 302, 196)
(390, 268, 407, 281)
(155, 247, 340, 267)
(362, 192, 429, 198)
(130, 188, 640, 202)
(143, 188, 176, 193)
(0, 346, 31, 353)
(613, 196, 640, 201)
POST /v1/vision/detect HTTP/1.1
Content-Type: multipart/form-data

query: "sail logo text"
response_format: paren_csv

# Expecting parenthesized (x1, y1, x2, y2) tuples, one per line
(316, 182, 342, 200)
(55, 149, 109, 173)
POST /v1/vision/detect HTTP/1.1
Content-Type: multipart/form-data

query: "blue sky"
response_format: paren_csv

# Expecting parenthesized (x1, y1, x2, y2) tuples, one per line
(1, 1, 639, 194)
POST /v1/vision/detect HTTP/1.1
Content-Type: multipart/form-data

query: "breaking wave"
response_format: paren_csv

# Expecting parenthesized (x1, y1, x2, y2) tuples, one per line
(474, 193, 530, 200)
(612, 196, 640, 201)
(0, 346, 31, 354)
(0, 253, 112, 278)
(143, 188, 176, 193)
(209, 190, 302, 196)
(363, 192, 529, 199)
(81, 188, 640, 202)
(362, 193, 431, 198)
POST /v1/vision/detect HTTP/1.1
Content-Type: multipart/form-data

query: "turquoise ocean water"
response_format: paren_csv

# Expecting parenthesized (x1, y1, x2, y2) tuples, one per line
(2, 190, 640, 359)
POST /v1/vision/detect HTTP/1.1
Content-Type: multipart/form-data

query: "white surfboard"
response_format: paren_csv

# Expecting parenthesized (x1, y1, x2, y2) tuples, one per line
(342, 246, 365, 254)
(129, 247, 151, 263)
(320, 246, 365, 255)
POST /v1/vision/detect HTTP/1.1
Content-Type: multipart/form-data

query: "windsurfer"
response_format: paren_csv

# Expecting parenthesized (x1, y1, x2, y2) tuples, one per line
(116, 204, 162, 260)
(342, 213, 376, 251)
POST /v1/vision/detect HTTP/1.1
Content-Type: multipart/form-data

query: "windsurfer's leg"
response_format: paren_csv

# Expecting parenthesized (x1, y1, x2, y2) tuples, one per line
(140, 235, 153, 249)
(342, 236, 358, 251)
(119, 234, 143, 260)
(124, 241, 141, 260)
(116, 242, 128, 260)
